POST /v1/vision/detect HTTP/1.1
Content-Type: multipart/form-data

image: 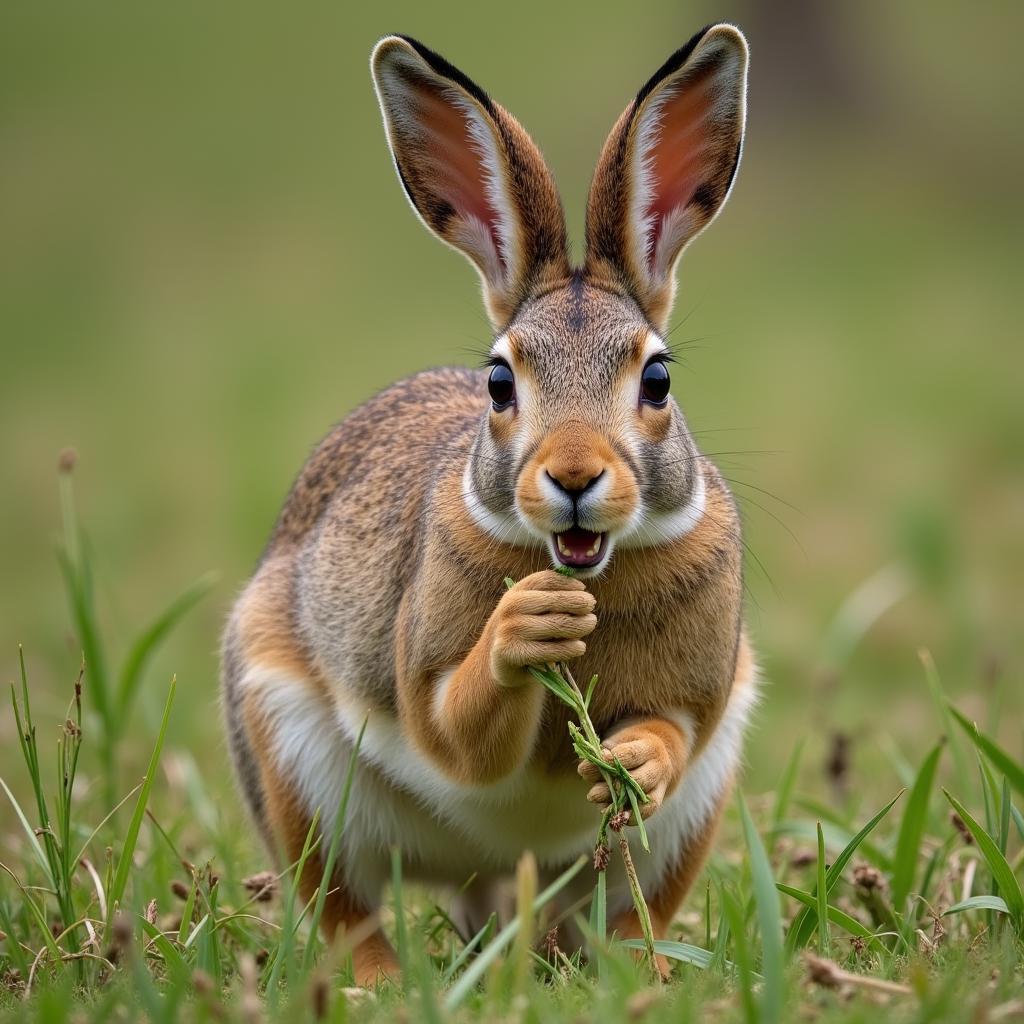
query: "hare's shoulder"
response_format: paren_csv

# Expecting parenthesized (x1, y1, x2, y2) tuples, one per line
(268, 367, 487, 552)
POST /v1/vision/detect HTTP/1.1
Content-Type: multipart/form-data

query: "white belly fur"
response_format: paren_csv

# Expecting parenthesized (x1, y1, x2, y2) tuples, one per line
(241, 666, 759, 910)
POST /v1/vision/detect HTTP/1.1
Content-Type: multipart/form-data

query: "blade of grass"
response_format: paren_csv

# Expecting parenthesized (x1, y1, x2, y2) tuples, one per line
(943, 791, 1024, 929)
(776, 884, 883, 950)
(391, 847, 410, 986)
(115, 573, 216, 729)
(710, 879, 731, 974)
(943, 895, 1009, 917)
(177, 875, 198, 945)
(591, 869, 607, 947)
(793, 798, 891, 870)
(721, 885, 758, 1024)
(264, 812, 321, 1001)
(891, 740, 944, 910)
(787, 791, 903, 952)
(619, 938, 723, 971)
(0, 860, 63, 962)
(510, 852, 538, 997)
(0, 898, 29, 976)
(947, 705, 1024, 798)
(626, 786, 650, 853)
(137, 916, 192, 989)
(738, 791, 784, 1024)
(920, 651, 970, 789)
(57, 547, 112, 752)
(0, 774, 53, 884)
(815, 822, 829, 957)
(999, 777, 1011, 857)
(979, 754, 998, 837)
(444, 856, 586, 1011)
(771, 737, 805, 830)
(302, 716, 366, 972)
(182, 913, 211, 950)
(440, 913, 495, 984)
(11, 658, 62, 894)
(109, 677, 176, 912)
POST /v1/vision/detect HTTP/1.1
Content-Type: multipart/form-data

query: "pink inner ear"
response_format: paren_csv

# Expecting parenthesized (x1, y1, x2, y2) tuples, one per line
(413, 84, 505, 267)
(643, 71, 717, 264)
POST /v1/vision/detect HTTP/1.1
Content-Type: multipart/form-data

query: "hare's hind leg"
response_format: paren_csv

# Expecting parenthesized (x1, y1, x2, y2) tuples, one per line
(222, 570, 399, 986)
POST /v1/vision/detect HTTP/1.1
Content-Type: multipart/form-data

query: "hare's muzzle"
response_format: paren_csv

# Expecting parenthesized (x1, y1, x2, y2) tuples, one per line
(554, 527, 607, 568)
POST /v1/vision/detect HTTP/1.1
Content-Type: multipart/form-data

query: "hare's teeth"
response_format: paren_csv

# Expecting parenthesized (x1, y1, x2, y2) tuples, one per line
(586, 540, 599, 557)
(557, 535, 571, 557)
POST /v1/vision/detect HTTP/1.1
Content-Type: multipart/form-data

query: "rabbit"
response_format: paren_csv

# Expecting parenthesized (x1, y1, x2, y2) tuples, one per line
(221, 23, 757, 986)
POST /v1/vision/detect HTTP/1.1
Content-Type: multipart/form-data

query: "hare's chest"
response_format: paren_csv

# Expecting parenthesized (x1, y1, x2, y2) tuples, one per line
(346, 706, 598, 870)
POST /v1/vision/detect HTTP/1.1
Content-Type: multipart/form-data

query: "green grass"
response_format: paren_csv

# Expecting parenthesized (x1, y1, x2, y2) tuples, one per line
(1, 8, 1023, 1018)
(1, 474, 1021, 1023)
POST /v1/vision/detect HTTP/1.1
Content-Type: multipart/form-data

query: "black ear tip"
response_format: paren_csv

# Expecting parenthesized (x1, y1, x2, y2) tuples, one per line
(394, 33, 434, 59)
(385, 34, 494, 114)
(635, 24, 747, 106)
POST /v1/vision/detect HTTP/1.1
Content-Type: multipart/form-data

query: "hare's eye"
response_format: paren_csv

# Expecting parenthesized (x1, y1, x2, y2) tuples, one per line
(487, 362, 516, 410)
(640, 359, 670, 406)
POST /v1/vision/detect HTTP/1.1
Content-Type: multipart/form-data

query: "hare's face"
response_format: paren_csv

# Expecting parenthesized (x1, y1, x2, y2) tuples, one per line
(373, 28, 747, 574)
(465, 282, 701, 575)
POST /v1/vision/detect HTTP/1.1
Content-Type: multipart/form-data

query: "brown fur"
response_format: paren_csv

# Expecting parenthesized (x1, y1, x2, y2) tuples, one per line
(222, 25, 753, 979)
(242, 689, 399, 985)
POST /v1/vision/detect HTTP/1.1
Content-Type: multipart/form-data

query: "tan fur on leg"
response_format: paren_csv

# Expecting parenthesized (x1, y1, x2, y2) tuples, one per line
(242, 688, 399, 987)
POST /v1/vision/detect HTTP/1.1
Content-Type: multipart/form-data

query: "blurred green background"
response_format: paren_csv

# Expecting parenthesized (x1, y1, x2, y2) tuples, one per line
(2, 2, 1022, 823)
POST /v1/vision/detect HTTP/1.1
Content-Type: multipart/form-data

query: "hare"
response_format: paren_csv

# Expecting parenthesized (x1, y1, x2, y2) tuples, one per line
(222, 24, 756, 985)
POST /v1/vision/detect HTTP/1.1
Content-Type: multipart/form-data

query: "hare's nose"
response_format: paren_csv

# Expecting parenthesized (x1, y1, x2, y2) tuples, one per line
(545, 468, 605, 499)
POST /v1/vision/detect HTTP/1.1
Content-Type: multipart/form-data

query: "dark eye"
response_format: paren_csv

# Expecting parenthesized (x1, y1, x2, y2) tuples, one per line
(487, 362, 516, 410)
(640, 359, 671, 405)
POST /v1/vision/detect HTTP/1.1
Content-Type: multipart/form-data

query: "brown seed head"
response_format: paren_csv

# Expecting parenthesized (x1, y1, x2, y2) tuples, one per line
(609, 810, 630, 833)
(593, 842, 611, 872)
(243, 871, 277, 902)
(853, 864, 885, 895)
(951, 812, 973, 845)
(789, 847, 816, 869)
(57, 448, 78, 474)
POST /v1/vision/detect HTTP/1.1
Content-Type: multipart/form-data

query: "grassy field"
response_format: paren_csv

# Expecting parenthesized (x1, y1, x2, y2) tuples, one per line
(1, 478, 1022, 1022)
(2, 1, 1022, 1021)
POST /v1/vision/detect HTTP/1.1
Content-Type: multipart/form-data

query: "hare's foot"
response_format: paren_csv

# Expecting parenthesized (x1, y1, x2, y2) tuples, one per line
(350, 928, 400, 988)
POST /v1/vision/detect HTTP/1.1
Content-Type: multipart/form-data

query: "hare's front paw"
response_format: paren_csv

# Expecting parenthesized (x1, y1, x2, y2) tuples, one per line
(577, 726, 675, 820)
(490, 570, 597, 687)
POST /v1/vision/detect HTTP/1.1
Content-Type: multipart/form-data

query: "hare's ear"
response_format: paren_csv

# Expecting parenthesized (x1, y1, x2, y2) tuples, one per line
(372, 36, 570, 328)
(584, 25, 748, 330)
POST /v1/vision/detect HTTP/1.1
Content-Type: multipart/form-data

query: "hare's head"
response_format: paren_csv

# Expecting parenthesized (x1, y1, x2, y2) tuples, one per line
(372, 27, 747, 576)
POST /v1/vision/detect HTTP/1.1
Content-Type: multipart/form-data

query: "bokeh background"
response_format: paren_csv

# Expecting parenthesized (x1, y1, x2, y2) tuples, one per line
(2, 1, 1022, 839)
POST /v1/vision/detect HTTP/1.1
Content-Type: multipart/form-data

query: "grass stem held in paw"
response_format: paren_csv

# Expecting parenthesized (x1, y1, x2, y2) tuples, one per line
(504, 572, 659, 978)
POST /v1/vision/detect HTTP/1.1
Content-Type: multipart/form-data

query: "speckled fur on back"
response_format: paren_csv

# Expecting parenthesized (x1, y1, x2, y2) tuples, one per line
(221, 25, 757, 986)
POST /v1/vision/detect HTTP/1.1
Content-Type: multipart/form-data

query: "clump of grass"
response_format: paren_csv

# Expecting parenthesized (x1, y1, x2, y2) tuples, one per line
(56, 454, 215, 807)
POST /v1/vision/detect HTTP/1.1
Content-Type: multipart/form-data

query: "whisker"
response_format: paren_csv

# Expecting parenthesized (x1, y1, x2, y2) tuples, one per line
(720, 476, 803, 516)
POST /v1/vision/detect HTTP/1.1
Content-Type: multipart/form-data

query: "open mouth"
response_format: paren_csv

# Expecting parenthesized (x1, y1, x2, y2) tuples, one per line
(553, 527, 608, 568)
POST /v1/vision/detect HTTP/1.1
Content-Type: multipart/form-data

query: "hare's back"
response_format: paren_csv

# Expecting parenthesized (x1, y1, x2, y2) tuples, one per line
(268, 367, 486, 556)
